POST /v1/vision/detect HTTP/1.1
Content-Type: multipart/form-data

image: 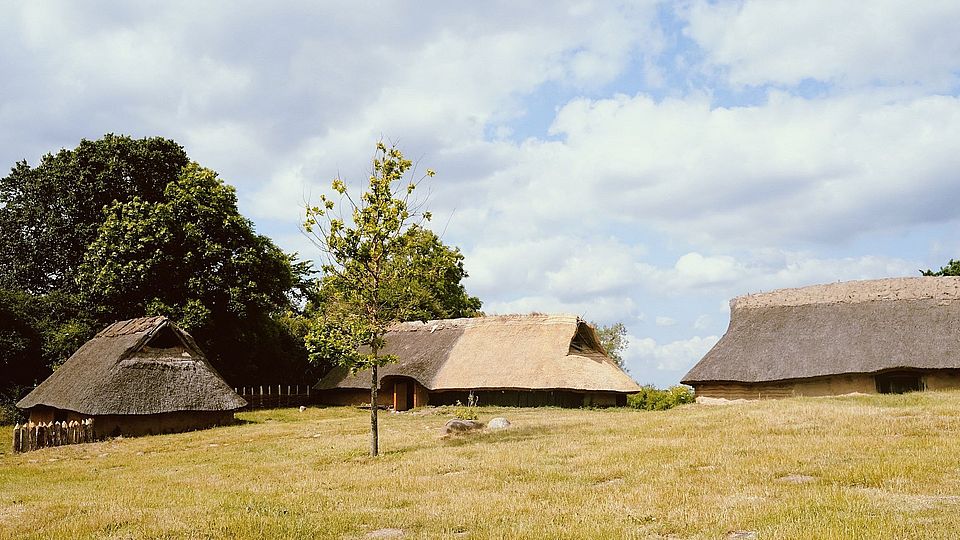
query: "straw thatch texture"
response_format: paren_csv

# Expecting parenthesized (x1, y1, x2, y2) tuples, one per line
(316, 314, 640, 393)
(683, 277, 960, 384)
(17, 317, 247, 415)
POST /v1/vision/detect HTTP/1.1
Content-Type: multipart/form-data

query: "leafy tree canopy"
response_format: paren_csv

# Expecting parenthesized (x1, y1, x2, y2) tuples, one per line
(921, 260, 960, 276)
(0, 134, 313, 395)
(78, 162, 312, 382)
(0, 134, 189, 293)
(303, 143, 442, 373)
(594, 321, 629, 371)
(79, 163, 299, 325)
(309, 224, 481, 340)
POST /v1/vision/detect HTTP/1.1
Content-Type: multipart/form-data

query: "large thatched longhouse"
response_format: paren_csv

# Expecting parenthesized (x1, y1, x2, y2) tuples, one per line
(17, 316, 246, 436)
(315, 314, 641, 409)
(683, 277, 960, 399)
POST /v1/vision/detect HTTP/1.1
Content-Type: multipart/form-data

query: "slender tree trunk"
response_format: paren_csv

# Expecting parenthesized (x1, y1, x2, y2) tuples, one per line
(370, 358, 379, 457)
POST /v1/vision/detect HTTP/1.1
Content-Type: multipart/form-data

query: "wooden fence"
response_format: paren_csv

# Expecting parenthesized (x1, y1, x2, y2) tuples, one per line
(236, 385, 313, 409)
(12, 419, 96, 453)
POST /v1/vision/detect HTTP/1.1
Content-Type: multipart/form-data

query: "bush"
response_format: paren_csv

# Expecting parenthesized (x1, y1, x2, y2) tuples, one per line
(0, 386, 28, 425)
(627, 385, 695, 411)
(452, 406, 478, 421)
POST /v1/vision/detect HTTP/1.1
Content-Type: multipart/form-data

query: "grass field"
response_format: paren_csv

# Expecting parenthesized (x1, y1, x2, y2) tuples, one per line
(3, 392, 960, 539)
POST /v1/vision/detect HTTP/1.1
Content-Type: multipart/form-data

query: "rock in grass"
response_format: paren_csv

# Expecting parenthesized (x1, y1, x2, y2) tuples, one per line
(443, 419, 483, 434)
(778, 474, 816, 484)
(488, 417, 511, 429)
(367, 528, 404, 538)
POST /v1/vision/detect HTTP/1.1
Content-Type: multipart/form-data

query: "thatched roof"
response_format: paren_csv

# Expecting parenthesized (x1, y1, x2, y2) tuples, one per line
(316, 314, 640, 393)
(18, 316, 247, 415)
(682, 277, 960, 384)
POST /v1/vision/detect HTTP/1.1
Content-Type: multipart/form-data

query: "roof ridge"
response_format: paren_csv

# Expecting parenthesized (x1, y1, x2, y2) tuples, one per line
(391, 313, 579, 332)
(734, 277, 960, 309)
(96, 316, 168, 338)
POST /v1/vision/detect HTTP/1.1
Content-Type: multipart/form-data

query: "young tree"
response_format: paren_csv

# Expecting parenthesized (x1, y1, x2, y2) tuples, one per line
(302, 141, 436, 457)
(594, 322, 629, 371)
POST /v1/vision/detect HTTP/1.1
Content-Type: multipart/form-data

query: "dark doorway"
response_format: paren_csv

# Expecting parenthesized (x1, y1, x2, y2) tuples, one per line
(392, 379, 417, 411)
(876, 372, 923, 394)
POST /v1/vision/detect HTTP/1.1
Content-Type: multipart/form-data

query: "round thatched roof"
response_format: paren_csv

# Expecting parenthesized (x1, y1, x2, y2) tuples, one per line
(682, 277, 960, 384)
(18, 316, 247, 415)
(316, 314, 641, 394)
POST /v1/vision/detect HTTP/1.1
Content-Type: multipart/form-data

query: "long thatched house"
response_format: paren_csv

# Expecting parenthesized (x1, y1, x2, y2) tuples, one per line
(315, 314, 640, 409)
(683, 277, 960, 399)
(17, 316, 246, 436)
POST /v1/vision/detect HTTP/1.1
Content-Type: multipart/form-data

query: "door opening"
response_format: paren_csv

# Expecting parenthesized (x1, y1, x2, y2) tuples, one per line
(876, 372, 923, 394)
(393, 379, 418, 411)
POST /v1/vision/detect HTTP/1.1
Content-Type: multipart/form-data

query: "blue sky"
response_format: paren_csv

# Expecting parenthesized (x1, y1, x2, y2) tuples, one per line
(2, 1, 960, 385)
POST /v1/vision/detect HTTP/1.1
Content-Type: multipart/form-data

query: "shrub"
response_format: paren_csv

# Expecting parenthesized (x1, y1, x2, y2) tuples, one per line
(450, 393, 479, 420)
(452, 406, 478, 421)
(0, 385, 32, 424)
(627, 385, 695, 411)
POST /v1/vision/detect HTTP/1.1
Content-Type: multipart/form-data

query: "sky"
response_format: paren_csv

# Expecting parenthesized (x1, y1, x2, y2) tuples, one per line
(2, 1, 960, 385)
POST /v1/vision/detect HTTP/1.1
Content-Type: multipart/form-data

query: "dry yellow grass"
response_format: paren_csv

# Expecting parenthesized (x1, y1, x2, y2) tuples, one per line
(3, 391, 960, 539)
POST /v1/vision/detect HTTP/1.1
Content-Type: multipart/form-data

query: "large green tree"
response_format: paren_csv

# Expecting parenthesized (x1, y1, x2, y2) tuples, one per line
(303, 141, 458, 456)
(0, 134, 313, 397)
(0, 134, 189, 293)
(78, 163, 312, 382)
(0, 135, 189, 406)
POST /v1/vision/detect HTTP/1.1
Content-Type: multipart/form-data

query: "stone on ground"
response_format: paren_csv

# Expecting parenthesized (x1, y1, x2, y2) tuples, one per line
(778, 474, 817, 483)
(442, 419, 483, 434)
(367, 528, 404, 538)
(488, 417, 511, 429)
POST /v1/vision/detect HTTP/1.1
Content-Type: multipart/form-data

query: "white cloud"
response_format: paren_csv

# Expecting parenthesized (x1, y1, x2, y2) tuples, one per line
(483, 295, 638, 325)
(693, 315, 711, 330)
(461, 235, 653, 323)
(672, 253, 744, 287)
(240, 2, 662, 221)
(500, 91, 960, 247)
(655, 316, 676, 327)
(683, 0, 960, 90)
(625, 335, 720, 375)
(605, 247, 921, 300)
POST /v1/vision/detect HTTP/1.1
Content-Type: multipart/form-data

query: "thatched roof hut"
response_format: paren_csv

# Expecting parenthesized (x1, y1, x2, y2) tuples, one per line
(18, 316, 246, 436)
(316, 314, 640, 409)
(682, 277, 960, 399)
